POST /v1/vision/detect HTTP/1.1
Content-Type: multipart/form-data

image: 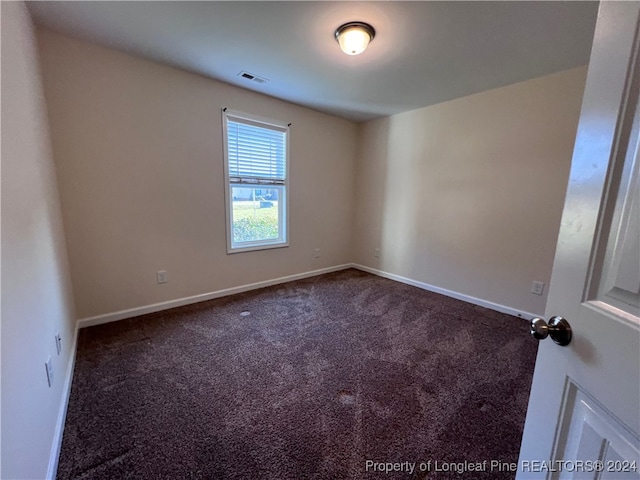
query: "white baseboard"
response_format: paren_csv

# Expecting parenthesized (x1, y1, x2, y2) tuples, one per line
(78, 262, 538, 328)
(46, 324, 79, 480)
(77, 264, 353, 328)
(352, 264, 540, 321)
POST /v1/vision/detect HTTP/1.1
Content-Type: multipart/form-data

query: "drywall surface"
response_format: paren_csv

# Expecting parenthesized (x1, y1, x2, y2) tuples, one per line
(1, 3, 77, 478)
(353, 67, 587, 315)
(36, 30, 358, 319)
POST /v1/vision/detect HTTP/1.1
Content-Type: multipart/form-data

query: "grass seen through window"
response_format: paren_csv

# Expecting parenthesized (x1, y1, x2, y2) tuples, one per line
(232, 200, 279, 243)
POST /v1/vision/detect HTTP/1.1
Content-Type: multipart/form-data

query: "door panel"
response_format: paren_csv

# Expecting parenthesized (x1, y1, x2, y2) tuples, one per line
(589, 84, 640, 318)
(554, 383, 640, 480)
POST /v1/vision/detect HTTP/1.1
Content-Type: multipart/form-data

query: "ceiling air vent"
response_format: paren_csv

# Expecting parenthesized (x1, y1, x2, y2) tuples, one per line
(238, 71, 269, 84)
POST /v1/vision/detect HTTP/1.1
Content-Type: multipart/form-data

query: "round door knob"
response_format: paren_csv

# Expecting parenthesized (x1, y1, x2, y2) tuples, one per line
(530, 316, 572, 346)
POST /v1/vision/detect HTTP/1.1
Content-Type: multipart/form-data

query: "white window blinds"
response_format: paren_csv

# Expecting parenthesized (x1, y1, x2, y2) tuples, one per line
(227, 119, 287, 185)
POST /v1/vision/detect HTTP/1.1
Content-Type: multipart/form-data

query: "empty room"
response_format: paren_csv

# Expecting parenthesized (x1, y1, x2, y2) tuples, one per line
(2, 1, 639, 479)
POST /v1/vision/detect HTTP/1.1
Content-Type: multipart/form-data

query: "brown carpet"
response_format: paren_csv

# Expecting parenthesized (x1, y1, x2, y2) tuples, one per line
(57, 269, 538, 479)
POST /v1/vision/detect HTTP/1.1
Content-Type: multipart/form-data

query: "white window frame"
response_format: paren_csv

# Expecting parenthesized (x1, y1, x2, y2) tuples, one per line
(222, 109, 290, 254)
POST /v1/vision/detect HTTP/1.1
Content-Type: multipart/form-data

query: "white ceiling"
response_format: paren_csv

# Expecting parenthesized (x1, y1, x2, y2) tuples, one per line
(27, 1, 599, 123)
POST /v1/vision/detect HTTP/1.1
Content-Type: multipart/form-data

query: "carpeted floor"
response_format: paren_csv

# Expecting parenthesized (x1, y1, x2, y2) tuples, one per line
(57, 269, 538, 479)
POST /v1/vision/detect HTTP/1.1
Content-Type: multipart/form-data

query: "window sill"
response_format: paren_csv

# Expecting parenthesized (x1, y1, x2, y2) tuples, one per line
(227, 241, 289, 254)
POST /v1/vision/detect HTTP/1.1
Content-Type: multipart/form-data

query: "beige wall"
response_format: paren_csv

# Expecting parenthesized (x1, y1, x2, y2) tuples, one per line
(36, 28, 585, 321)
(353, 67, 587, 315)
(36, 30, 358, 320)
(1, 3, 77, 479)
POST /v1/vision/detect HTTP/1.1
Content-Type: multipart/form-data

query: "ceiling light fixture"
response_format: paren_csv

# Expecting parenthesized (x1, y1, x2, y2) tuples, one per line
(335, 22, 375, 56)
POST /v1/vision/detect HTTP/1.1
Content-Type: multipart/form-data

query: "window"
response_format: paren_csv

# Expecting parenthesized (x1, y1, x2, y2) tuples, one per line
(222, 109, 289, 253)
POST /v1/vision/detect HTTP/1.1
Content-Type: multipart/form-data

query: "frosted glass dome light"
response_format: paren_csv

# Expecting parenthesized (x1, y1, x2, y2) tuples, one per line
(335, 22, 376, 56)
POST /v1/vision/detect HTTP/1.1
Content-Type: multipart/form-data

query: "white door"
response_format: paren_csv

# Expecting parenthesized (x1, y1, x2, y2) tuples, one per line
(517, 2, 640, 479)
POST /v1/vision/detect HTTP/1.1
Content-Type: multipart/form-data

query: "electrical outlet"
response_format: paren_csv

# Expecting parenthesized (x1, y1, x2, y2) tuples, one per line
(314, 249, 320, 258)
(55, 333, 62, 356)
(157, 270, 168, 284)
(45, 356, 54, 387)
(531, 281, 545, 296)
(374, 248, 380, 258)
